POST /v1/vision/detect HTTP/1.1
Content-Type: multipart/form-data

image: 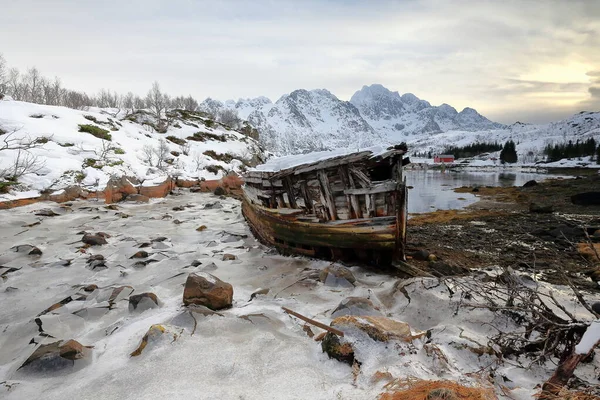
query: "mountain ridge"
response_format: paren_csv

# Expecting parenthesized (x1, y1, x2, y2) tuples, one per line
(200, 84, 506, 155)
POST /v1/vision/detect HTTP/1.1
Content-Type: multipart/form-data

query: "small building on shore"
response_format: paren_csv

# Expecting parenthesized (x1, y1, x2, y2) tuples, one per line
(434, 154, 455, 163)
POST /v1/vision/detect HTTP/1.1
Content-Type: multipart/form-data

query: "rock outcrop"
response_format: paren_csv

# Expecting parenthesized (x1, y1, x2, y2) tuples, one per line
(182, 273, 233, 310)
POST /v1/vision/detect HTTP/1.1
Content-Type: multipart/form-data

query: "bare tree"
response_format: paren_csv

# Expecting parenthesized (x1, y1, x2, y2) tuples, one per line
(217, 108, 241, 129)
(0, 53, 6, 95)
(63, 90, 92, 110)
(97, 89, 120, 108)
(1, 148, 46, 180)
(192, 151, 204, 172)
(7, 68, 23, 100)
(122, 91, 135, 115)
(140, 144, 156, 166)
(155, 139, 170, 170)
(182, 95, 198, 111)
(133, 95, 145, 110)
(0, 130, 49, 180)
(24, 67, 43, 103)
(139, 140, 170, 170)
(180, 141, 191, 156)
(146, 81, 168, 120)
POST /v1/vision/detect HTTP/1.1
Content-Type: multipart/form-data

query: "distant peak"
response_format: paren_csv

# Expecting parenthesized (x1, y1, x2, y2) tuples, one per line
(459, 107, 479, 114)
(400, 93, 420, 103)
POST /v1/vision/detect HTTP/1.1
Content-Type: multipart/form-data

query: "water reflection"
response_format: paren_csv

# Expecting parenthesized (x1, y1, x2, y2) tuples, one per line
(405, 170, 565, 214)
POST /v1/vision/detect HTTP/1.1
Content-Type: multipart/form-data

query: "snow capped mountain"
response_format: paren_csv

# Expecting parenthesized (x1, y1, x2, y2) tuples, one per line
(349, 84, 504, 141)
(201, 84, 506, 155)
(201, 89, 381, 155)
(200, 84, 599, 160)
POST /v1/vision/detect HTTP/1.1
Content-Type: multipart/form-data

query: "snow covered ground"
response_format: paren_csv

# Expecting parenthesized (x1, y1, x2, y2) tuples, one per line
(1, 190, 598, 399)
(0, 98, 264, 201)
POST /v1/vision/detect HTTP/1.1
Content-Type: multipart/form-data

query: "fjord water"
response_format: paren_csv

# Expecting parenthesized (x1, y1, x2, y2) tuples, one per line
(405, 170, 567, 213)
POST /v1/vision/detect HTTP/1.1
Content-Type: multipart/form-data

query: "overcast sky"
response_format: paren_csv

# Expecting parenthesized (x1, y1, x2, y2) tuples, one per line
(1, 0, 599, 124)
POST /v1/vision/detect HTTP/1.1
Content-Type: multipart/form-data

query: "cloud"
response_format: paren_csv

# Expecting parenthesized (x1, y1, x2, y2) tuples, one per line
(1, 0, 600, 123)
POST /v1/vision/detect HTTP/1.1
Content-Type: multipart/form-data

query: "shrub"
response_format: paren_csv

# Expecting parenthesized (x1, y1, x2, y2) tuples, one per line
(79, 124, 112, 141)
(206, 165, 226, 175)
(83, 158, 101, 169)
(59, 142, 74, 147)
(0, 180, 15, 194)
(204, 119, 215, 128)
(35, 136, 50, 144)
(29, 114, 44, 119)
(113, 148, 125, 154)
(186, 131, 226, 142)
(107, 160, 124, 167)
(203, 150, 234, 163)
(166, 135, 187, 145)
(83, 115, 98, 122)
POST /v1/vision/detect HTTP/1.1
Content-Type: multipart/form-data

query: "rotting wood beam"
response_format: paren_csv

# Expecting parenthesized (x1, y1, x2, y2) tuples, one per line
(339, 166, 362, 219)
(343, 181, 397, 195)
(283, 176, 298, 208)
(317, 170, 337, 221)
(299, 181, 313, 212)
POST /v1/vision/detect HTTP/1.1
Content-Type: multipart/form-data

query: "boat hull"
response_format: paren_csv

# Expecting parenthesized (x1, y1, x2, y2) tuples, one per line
(241, 196, 399, 265)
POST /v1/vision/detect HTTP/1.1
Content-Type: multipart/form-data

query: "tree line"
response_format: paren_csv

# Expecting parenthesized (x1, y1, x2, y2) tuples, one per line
(443, 141, 503, 160)
(543, 138, 597, 162)
(0, 53, 242, 128)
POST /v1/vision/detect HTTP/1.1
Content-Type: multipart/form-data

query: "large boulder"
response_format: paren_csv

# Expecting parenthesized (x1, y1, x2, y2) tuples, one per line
(572, 192, 600, 206)
(129, 292, 159, 312)
(104, 176, 139, 203)
(82, 233, 108, 246)
(183, 273, 233, 310)
(20, 339, 90, 372)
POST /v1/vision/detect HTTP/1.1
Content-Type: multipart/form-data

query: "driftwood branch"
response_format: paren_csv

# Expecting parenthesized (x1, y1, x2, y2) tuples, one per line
(282, 307, 344, 337)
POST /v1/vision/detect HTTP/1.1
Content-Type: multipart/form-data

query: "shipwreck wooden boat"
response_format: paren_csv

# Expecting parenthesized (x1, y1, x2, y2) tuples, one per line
(241, 144, 409, 266)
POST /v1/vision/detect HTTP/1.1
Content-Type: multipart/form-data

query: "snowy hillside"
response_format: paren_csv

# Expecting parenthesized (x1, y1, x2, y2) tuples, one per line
(0, 98, 265, 200)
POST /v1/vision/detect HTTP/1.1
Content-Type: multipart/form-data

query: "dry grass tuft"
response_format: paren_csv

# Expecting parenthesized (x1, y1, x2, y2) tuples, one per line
(379, 377, 497, 400)
(408, 209, 506, 226)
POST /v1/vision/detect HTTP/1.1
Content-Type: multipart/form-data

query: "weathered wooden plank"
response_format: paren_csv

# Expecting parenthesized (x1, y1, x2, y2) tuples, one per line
(346, 169, 363, 218)
(283, 176, 298, 208)
(349, 166, 371, 188)
(338, 166, 360, 219)
(289, 151, 373, 176)
(368, 194, 376, 217)
(299, 181, 313, 212)
(277, 194, 287, 208)
(317, 170, 337, 221)
(343, 181, 397, 195)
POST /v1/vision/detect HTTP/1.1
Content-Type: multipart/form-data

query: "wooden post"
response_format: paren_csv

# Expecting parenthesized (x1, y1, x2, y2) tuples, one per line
(317, 170, 337, 221)
(339, 166, 361, 219)
(299, 181, 313, 212)
(283, 176, 298, 209)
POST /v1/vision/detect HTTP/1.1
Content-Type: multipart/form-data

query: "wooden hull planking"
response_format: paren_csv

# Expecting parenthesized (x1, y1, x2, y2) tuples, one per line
(241, 145, 408, 265)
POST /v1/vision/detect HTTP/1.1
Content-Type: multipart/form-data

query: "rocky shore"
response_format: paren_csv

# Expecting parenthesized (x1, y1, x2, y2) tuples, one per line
(1, 176, 600, 399)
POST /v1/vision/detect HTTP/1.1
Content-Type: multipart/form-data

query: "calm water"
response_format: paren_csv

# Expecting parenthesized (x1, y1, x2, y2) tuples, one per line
(405, 170, 567, 213)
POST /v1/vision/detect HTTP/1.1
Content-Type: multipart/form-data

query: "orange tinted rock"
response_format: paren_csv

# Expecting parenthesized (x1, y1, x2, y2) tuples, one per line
(139, 178, 174, 199)
(183, 273, 233, 310)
